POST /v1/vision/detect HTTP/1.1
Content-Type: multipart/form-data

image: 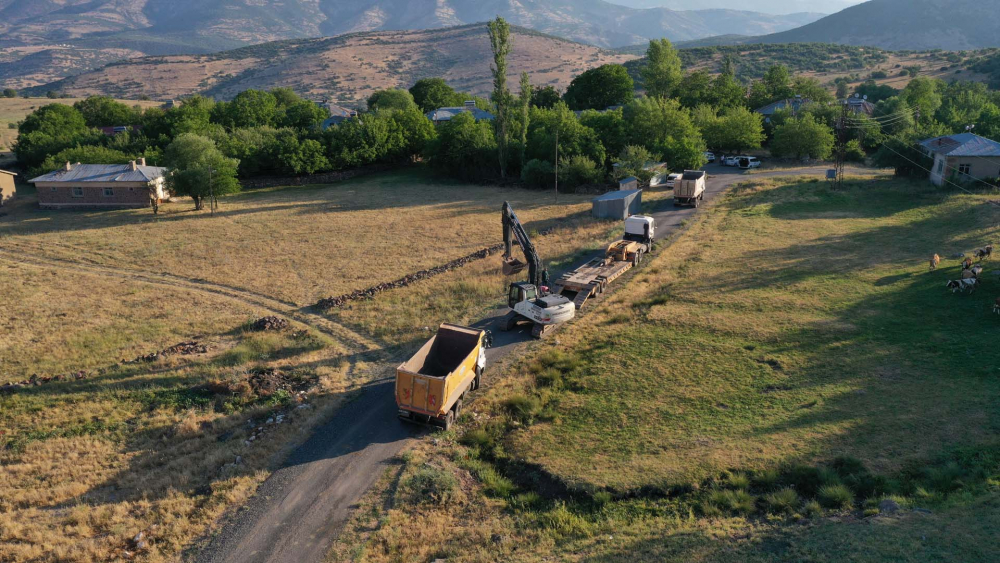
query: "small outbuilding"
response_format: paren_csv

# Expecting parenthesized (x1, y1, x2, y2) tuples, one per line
(592, 189, 642, 220)
(0, 169, 16, 206)
(617, 176, 638, 191)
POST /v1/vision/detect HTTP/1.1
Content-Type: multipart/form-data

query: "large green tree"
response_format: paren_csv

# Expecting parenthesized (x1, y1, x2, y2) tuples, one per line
(163, 133, 240, 210)
(15, 104, 98, 168)
(488, 16, 515, 178)
(73, 96, 138, 127)
(642, 39, 682, 99)
(530, 85, 561, 109)
(367, 89, 418, 112)
(563, 64, 634, 111)
(770, 116, 835, 160)
(409, 78, 463, 113)
(702, 106, 765, 154)
(623, 97, 705, 170)
(425, 112, 497, 181)
(525, 102, 606, 169)
(218, 90, 279, 129)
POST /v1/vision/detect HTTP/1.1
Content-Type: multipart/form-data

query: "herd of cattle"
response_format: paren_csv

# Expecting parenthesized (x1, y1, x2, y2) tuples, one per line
(931, 245, 1000, 312)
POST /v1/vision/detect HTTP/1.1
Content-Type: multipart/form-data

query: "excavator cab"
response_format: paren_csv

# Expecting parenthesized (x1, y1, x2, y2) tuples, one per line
(508, 282, 538, 308)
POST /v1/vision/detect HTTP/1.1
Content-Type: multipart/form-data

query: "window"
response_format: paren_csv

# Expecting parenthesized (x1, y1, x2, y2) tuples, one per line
(958, 163, 972, 175)
(72, 187, 83, 198)
(936, 159, 944, 173)
(103, 187, 114, 197)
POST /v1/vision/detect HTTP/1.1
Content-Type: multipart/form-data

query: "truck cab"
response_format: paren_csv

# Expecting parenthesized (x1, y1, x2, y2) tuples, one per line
(623, 215, 655, 246)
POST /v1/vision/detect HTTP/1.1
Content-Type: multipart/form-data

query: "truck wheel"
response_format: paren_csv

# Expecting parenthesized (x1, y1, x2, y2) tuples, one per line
(694, 197, 700, 208)
(474, 366, 483, 390)
(443, 409, 455, 431)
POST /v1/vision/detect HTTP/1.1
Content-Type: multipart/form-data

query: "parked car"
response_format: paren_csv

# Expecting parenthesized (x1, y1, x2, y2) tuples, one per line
(665, 173, 683, 188)
(704, 151, 715, 163)
(723, 155, 741, 167)
(738, 156, 761, 169)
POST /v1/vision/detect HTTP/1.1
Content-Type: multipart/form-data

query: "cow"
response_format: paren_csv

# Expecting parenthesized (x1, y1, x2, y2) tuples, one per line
(962, 257, 974, 270)
(947, 278, 980, 293)
(974, 245, 994, 262)
(930, 253, 940, 270)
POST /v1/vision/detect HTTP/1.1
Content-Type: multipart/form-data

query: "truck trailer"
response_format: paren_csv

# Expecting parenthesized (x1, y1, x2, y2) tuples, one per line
(396, 324, 491, 430)
(674, 170, 706, 207)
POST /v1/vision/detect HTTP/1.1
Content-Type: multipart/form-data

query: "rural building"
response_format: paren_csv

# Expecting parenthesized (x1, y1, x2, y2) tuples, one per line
(426, 101, 495, 124)
(841, 96, 875, 116)
(592, 189, 641, 220)
(919, 133, 1000, 186)
(0, 169, 16, 206)
(618, 176, 639, 191)
(320, 103, 358, 130)
(755, 96, 812, 122)
(29, 160, 169, 209)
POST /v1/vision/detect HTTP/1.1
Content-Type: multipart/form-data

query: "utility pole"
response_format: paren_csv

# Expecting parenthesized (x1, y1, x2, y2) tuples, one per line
(835, 99, 848, 189)
(208, 166, 215, 216)
(554, 128, 559, 204)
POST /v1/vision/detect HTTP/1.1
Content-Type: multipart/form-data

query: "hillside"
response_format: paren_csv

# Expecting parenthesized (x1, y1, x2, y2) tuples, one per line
(0, 0, 821, 89)
(755, 0, 1000, 50)
(28, 25, 638, 103)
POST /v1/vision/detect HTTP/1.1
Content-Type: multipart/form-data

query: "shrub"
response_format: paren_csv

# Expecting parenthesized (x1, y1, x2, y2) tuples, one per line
(459, 428, 494, 450)
(503, 394, 542, 424)
(536, 502, 594, 537)
(403, 465, 459, 505)
(705, 489, 757, 515)
(521, 158, 555, 189)
(753, 468, 782, 491)
(782, 464, 825, 497)
(818, 484, 854, 510)
(802, 500, 823, 518)
(723, 471, 751, 490)
(558, 155, 604, 189)
(765, 487, 800, 515)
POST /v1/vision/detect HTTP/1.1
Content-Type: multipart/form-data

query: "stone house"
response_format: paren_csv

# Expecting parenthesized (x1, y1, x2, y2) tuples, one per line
(29, 160, 169, 209)
(919, 133, 1000, 187)
(426, 101, 495, 124)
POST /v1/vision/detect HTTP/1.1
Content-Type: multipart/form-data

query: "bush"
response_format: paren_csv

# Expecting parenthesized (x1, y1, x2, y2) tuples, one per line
(403, 465, 459, 505)
(818, 484, 854, 510)
(536, 502, 594, 537)
(558, 155, 603, 189)
(459, 428, 494, 450)
(704, 489, 757, 515)
(503, 394, 542, 424)
(521, 158, 555, 189)
(802, 499, 823, 518)
(723, 471, 751, 490)
(765, 487, 800, 515)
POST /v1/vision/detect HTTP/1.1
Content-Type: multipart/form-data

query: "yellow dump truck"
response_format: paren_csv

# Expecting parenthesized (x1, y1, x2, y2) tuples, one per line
(396, 324, 491, 430)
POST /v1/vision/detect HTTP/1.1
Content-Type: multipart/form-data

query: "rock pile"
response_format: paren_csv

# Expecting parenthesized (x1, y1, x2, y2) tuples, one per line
(249, 316, 289, 332)
(1, 370, 89, 393)
(316, 243, 505, 310)
(127, 341, 208, 363)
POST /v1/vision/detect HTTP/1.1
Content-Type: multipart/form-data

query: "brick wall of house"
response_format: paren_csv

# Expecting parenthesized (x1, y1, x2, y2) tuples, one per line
(35, 182, 153, 209)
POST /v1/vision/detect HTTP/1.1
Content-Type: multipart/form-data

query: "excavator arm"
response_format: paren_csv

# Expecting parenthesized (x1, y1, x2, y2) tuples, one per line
(501, 201, 545, 288)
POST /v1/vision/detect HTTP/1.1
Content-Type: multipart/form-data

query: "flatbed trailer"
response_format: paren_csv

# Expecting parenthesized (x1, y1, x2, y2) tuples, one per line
(551, 256, 634, 310)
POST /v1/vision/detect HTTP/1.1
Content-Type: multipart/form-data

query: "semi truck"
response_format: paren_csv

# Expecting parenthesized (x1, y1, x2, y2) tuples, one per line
(396, 323, 492, 430)
(551, 215, 655, 310)
(673, 170, 706, 207)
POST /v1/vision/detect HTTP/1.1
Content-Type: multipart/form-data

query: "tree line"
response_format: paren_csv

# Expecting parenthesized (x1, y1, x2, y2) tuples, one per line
(13, 22, 1000, 209)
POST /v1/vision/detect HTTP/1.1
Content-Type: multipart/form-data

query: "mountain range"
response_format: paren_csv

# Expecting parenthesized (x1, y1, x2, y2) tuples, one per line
(736, 0, 1000, 51)
(612, 0, 862, 15)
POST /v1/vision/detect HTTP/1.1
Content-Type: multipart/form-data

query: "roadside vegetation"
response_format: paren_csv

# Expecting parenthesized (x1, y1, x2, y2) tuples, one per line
(332, 175, 1000, 562)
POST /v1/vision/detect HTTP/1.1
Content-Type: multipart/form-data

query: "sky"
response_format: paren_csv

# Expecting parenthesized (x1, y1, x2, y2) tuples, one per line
(610, 0, 866, 15)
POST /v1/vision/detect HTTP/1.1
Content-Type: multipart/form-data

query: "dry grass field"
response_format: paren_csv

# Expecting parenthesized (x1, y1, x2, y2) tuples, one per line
(0, 97, 162, 152)
(332, 175, 1000, 562)
(0, 167, 644, 562)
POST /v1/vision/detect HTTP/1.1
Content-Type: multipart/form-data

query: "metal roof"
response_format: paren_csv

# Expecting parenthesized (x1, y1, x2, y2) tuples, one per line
(30, 164, 167, 184)
(919, 133, 1000, 157)
(426, 107, 495, 122)
(593, 189, 641, 201)
(0, 169, 16, 176)
(754, 97, 812, 116)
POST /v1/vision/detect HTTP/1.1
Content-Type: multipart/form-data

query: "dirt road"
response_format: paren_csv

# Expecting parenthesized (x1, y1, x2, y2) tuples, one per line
(195, 164, 885, 563)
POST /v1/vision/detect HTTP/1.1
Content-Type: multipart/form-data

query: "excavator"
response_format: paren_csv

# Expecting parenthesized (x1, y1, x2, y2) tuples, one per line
(500, 201, 576, 338)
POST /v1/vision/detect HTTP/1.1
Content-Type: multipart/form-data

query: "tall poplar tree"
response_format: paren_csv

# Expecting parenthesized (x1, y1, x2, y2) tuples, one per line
(488, 17, 514, 178)
(518, 71, 532, 168)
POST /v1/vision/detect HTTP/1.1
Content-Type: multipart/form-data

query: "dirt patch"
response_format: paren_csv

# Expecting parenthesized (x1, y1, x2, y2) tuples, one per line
(206, 367, 315, 399)
(316, 244, 504, 310)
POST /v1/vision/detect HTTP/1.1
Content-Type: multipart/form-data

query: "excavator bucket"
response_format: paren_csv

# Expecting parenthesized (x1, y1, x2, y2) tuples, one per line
(502, 257, 527, 276)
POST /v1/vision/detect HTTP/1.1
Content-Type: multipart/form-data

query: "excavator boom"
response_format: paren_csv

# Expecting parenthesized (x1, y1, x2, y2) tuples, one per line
(501, 201, 544, 287)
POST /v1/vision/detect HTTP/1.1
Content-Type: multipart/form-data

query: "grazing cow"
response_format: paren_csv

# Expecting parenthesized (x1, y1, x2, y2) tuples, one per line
(930, 254, 940, 270)
(975, 245, 994, 262)
(947, 278, 980, 293)
(962, 257, 974, 270)
(994, 297, 1000, 315)
(963, 265, 984, 280)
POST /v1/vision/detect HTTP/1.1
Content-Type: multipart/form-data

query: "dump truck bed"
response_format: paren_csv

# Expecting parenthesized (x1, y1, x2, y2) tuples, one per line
(396, 324, 485, 425)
